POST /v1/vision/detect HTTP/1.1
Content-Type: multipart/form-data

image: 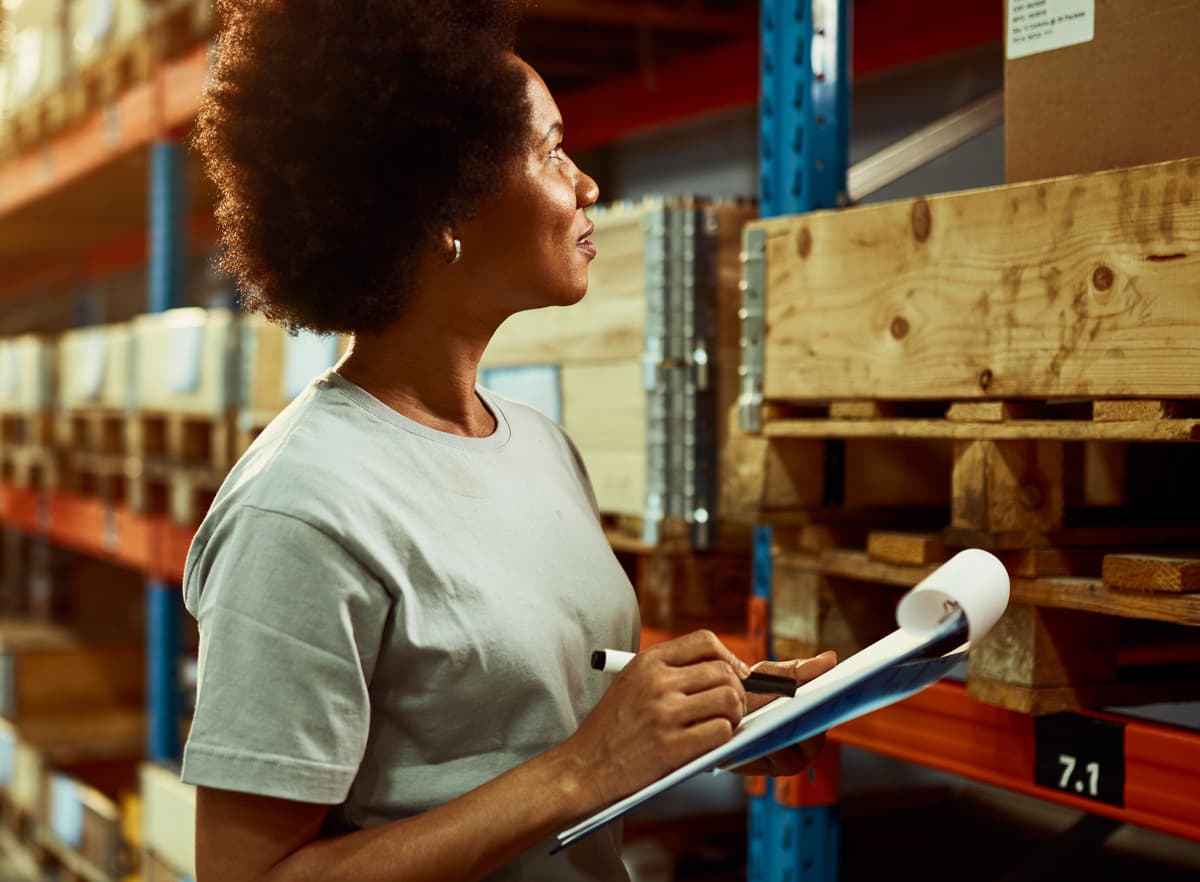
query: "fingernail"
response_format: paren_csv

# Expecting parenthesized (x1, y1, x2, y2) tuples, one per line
(737, 658, 752, 677)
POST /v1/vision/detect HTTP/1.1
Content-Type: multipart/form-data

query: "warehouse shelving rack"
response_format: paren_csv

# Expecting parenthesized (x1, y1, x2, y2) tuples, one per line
(747, 2, 1200, 880)
(0, 1, 1196, 879)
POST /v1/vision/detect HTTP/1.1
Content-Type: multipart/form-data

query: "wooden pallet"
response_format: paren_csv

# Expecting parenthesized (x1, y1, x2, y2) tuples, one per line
(126, 411, 235, 475)
(748, 156, 1200, 403)
(127, 462, 222, 526)
(770, 526, 1200, 715)
(0, 412, 54, 449)
(606, 520, 751, 634)
(56, 410, 128, 457)
(0, 446, 59, 492)
(749, 395, 1200, 548)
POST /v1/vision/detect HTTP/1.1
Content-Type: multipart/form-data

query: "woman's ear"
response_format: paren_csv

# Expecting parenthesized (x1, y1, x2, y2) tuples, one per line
(439, 229, 461, 265)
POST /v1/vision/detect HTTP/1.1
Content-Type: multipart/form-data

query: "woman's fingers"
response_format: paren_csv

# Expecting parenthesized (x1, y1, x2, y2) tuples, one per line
(751, 650, 837, 685)
(669, 683, 745, 729)
(667, 659, 746, 700)
(650, 630, 751, 677)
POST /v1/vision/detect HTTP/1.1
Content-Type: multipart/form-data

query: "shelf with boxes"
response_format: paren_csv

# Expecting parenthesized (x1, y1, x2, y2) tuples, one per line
(0, 307, 349, 529)
(0, 0, 213, 160)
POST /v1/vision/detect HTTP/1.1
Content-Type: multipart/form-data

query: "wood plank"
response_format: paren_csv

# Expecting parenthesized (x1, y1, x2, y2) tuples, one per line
(968, 603, 1118, 689)
(561, 361, 646, 517)
(777, 547, 936, 588)
(1102, 553, 1200, 594)
(1011, 576, 1200, 626)
(966, 676, 1200, 716)
(775, 547, 1200, 625)
(945, 524, 1200, 551)
(946, 401, 1011, 422)
(951, 439, 1064, 534)
(1092, 399, 1189, 421)
(758, 157, 1200, 401)
(866, 531, 945, 566)
(829, 401, 889, 419)
(764, 417, 1200, 441)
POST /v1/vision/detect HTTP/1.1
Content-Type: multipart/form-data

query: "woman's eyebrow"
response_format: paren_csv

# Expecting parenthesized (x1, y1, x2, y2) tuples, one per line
(540, 121, 564, 144)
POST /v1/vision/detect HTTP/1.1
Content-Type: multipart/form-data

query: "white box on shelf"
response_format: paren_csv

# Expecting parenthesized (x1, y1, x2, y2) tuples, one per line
(132, 308, 237, 415)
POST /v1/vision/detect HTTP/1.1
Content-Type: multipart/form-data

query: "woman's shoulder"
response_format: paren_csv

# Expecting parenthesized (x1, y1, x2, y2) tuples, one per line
(206, 376, 388, 526)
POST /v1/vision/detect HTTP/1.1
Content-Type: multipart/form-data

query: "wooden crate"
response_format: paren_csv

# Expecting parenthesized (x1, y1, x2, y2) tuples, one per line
(742, 156, 1200, 407)
(68, 1, 152, 70)
(140, 763, 195, 881)
(769, 525, 1200, 715)
(482, 197, 761, 547)
(126, 459, 222, 525)
(0, 336, 55, 416)
(58, 324, 134, 414)
(606, 521, 751, 634)
(0, 629, 144, 722)
(131, 308, 236, 417)
(1, 0, 71, 148)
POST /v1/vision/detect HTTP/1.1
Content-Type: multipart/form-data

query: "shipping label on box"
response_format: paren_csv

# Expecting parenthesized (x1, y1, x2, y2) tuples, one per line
(1007, 0, 1095, 59)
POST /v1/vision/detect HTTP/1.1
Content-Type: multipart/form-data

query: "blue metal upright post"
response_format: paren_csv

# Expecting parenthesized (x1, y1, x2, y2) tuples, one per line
(146, 140, 187, 762)
(753, 1, 852, 879)
(760, 0, 852, 217)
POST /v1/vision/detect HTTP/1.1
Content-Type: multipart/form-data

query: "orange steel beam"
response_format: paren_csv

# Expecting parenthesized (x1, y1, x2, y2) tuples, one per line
(832, 682, 1200, 842)
(0, 485, 193, 581)
(0, 45, 209, 220)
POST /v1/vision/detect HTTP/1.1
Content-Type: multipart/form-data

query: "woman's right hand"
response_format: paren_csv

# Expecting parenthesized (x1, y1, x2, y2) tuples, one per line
(556, 630, 751, 810)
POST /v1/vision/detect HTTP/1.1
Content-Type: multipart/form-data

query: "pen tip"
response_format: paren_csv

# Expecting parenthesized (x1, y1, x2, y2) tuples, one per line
(590, 650, 605, 671)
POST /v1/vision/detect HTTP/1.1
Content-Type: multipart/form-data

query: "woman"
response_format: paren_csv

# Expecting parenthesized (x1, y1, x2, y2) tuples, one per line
(183, 2, 835, 881)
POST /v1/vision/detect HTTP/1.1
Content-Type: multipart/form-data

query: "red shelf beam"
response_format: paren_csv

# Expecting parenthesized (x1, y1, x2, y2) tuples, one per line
(559, 0, 1003, 152)
(832, 682, 1200, 842)
(0, 485, 189, 581)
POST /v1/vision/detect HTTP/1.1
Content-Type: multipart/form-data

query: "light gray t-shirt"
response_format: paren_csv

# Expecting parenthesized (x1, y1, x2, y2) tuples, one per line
(181, 372, 639, 881)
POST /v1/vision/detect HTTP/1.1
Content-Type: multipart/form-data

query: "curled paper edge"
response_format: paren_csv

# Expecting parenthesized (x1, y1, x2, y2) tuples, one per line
(896, 548, 1010, 646)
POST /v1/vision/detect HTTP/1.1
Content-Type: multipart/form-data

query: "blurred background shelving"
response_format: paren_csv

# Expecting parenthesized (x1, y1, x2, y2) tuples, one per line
(0, 1, 1198, 881)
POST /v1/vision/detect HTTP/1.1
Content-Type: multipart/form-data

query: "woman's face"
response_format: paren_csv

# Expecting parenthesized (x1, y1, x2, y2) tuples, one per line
(458, 58, 600, 317)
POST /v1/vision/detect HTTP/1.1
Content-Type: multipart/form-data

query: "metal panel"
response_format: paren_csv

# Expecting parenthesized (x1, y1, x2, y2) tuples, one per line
(642, 203, 670, 546)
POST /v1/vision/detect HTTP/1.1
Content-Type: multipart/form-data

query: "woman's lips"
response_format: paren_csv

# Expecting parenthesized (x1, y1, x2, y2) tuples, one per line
(576, 239, 597, 259)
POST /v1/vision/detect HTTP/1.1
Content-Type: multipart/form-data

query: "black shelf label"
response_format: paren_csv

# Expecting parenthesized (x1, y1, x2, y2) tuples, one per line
(1034, 714, 1126, 808)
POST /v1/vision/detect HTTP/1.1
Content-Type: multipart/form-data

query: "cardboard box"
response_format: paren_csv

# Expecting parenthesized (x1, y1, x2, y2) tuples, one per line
(68, 0, 150, 69)
(132, 308, 236, 415)
(141, 763, 196, 879)
(58, 323, 134, 412)
(240, 315, 348, 426)
(0, 335, 55, 414)
(1005, 0, 1200, 182)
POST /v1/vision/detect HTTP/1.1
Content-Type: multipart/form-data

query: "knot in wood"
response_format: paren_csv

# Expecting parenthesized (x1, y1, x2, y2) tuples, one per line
(1092, 265, 1115, 291)
(1019, 483, 1045, 511)
(797, 227, 813, 258)
(978, 369, 994, 391)
(890, 316, 910, 340)
(911, 199, 932, 242)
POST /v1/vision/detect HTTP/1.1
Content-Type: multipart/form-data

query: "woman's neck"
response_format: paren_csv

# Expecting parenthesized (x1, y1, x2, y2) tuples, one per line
(336, 307, 498, 438)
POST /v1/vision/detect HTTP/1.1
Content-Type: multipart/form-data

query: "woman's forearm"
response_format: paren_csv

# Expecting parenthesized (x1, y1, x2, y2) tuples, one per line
(268, 745, 589, 882)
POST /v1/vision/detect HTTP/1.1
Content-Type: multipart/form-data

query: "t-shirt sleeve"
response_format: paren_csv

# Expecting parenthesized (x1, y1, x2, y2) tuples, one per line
(180, 504, 390, 804)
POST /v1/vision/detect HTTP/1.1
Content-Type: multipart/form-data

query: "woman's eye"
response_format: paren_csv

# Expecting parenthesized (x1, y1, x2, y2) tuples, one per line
(549, 144, 565, 161)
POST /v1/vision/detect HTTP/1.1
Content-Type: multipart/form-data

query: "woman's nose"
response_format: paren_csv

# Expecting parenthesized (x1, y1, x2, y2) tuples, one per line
(577, 169, 599, 209)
